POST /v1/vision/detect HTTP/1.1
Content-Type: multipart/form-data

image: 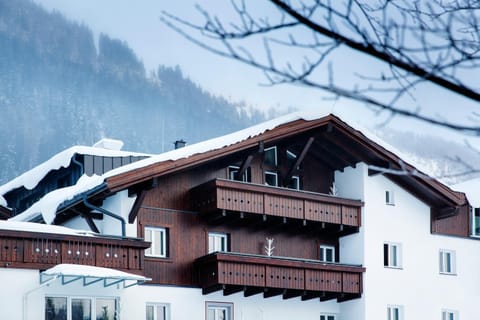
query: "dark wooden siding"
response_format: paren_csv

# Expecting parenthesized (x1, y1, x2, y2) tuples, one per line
(431, 204, 470, 237)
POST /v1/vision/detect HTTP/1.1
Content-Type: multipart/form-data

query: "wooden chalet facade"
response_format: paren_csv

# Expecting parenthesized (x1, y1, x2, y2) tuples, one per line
(0, 113, 477, 320)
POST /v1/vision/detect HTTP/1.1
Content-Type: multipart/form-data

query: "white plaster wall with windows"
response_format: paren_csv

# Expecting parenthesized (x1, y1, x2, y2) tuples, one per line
(122, 285, 341, 320)
(360, 172, 480, 320)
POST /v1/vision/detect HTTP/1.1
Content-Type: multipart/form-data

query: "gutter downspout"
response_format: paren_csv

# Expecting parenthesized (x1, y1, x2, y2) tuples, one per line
(82, 189, 126, 237)
(71, 153, 84, 177)
(23, 275, 60, 320)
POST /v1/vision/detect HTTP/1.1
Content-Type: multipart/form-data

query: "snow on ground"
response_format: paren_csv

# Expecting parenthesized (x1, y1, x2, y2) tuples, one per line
(43, 263, 150, 281)
(9, 174, 105, 224)
(452, 178, 480, 207)
(0, 220, 94, 236)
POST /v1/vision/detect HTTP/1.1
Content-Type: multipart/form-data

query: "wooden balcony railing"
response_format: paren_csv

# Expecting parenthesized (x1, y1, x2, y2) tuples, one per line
(0, 229, 149, 273)
(196, 252, 365, 302)
(191, 179, 363, 234)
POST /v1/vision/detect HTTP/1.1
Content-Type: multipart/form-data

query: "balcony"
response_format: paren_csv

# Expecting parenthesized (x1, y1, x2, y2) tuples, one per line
(0, 228, 149, 273)
(196, 252, 364, 302)
(191, 179, 362, 235)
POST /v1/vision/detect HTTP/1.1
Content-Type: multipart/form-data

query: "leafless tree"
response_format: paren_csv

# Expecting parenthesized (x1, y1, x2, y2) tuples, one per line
(161, 0, 480, 134)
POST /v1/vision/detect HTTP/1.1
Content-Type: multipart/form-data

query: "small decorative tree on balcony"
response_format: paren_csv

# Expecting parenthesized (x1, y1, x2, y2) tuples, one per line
(329, 182, 339, 196)
(264, 238, 275, 257)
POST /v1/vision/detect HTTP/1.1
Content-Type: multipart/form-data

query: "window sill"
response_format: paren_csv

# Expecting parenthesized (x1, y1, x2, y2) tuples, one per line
(384, 266, 403, 270)
(439, 272, 457, 276)
(145, 256, 173, 263)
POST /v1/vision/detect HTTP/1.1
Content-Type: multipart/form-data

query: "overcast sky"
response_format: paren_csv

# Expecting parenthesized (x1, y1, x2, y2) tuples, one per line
(32, 0, 480, 144)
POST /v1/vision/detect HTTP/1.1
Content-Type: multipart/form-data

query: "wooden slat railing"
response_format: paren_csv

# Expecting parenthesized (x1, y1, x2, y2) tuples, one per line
(196, 252, 364, 301)
(192, 179, 363, 227)
(0, 229, 149, 272)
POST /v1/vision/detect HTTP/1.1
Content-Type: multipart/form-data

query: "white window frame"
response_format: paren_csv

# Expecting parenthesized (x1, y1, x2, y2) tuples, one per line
(146, 303, 170, 320)
(439, 249, 456, 275)
(471, 207, 480, 237)
(208, 232, 229, 254)
(442, 309, 458, 320)
(45, 295, 119, 320)
(287, 175, 300, 190)
(386, 190, 395, 205)
(145, 226, 167, 258)
(319, 314, 336, 320)
(384, 242, 402, 268)
(264, 171, 278, 187)
(387, 305, 403, 320)
(319, 245, 336, 263)
(206, 302, 233, 320)
(264, 146, 278, 166)
(228, 165, 250, 182)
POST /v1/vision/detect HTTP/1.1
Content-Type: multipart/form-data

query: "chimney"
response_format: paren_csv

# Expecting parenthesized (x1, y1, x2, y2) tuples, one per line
(174, 139, 186, 149)
(93, 138, 124, 151)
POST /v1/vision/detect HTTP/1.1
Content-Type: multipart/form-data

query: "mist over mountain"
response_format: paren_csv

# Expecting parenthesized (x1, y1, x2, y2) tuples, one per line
(0, 0, 268, 184)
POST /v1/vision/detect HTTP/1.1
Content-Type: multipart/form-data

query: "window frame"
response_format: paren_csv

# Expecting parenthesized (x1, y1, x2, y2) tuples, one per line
(264, 146, 278, 167)
(319, 245, 336, 263)
(206, 301, 233, 320)
(286, 175, 300, 190)
(146, 302, 170, 320)
(387, 305, 403, 320)
(319, 313, 337, 320)
(384, 242, 402, 268)
(208, 232, 229, 254)
(441, 309, 458, 320)
(45, 295, 119, 320)
(386, 190, 395, 205)
(471, 207, 480, 237)
(227, 165, 251, 182)
(264, 170, 278, 187)
(144, 226, 168, 258)
(439, 249, 457, 275)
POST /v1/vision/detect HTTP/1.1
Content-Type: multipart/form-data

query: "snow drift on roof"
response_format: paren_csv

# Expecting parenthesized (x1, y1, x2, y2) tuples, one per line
(9, 174, 105, 224)
(0, 145, 150, 198)
(452, 178, 480, 207)
(43, 263, 150, 281)
(0, 195, 6, 207)
(0, 220, 94, 236)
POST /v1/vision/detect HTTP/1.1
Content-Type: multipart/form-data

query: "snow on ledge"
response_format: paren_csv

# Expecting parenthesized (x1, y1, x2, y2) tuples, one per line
(0, 195, 6, 207)
(43, 263, 150, 281)
(451, 178, 480, 208)
(9, 174, 105, 224)
(0, 145, 150, 198)
(0, 220, 95, 236)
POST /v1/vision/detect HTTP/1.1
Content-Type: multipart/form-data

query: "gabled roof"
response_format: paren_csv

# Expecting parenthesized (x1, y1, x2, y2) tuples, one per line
(7, 111, 467, 223)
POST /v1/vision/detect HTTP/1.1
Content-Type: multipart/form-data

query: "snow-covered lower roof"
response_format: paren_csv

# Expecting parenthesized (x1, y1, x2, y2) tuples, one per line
(452, 179, 480, 208)
(0, 145, 151, 199)
(9, 174, 105, 224)
(0, 220, 95, 236)
(43, 264, 149, 281)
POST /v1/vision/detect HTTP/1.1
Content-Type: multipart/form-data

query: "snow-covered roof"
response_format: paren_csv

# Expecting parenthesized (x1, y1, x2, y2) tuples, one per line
(42, 263, 150, 282)
(0, 145, 150, 199)
(452, 179, 480, 207)
(0, 220, 95, 236)
(7, 110, 457, 223)
(9, 174, 105, 224)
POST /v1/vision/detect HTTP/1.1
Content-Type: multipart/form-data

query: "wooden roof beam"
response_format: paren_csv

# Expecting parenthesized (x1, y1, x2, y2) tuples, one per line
(283, 137, 315, 186)
(316, 138, 358, 169)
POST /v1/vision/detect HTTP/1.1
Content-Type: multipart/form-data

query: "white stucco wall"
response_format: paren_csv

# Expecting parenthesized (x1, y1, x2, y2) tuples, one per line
(101, 190, 137, 237)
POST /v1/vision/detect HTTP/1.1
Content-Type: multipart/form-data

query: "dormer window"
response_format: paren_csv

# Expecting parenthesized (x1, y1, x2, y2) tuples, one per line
(264, 146, 277, 167)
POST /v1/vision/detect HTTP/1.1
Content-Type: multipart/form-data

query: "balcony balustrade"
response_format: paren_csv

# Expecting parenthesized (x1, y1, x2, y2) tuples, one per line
(196, 252, 364, 302)
(192, 179, 362, 234)
(0, 229, 149, 272)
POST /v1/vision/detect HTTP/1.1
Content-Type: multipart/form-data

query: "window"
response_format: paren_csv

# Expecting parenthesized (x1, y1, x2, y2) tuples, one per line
(319, 245, 335, 263)
(146, 303, 170, 320)
(206, 302, 233, 320)
(384, 242, 402, 268)
(320, 314, 336, 320)
(471, 207, 480, 236)
(439, 249, 456, 274)
(386, 190, 395, 205)
(387, 305, 403, 320)
(264, 171, 278, 187)
(286, 175, 300, 190)
(46, 297, 118, 320)
(145, 227, 168, 258)
(228, 166, 251, 182)
(208, 233, 229, 254)
(264, 146, 277, 166)
(442, 309, 458, 320)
